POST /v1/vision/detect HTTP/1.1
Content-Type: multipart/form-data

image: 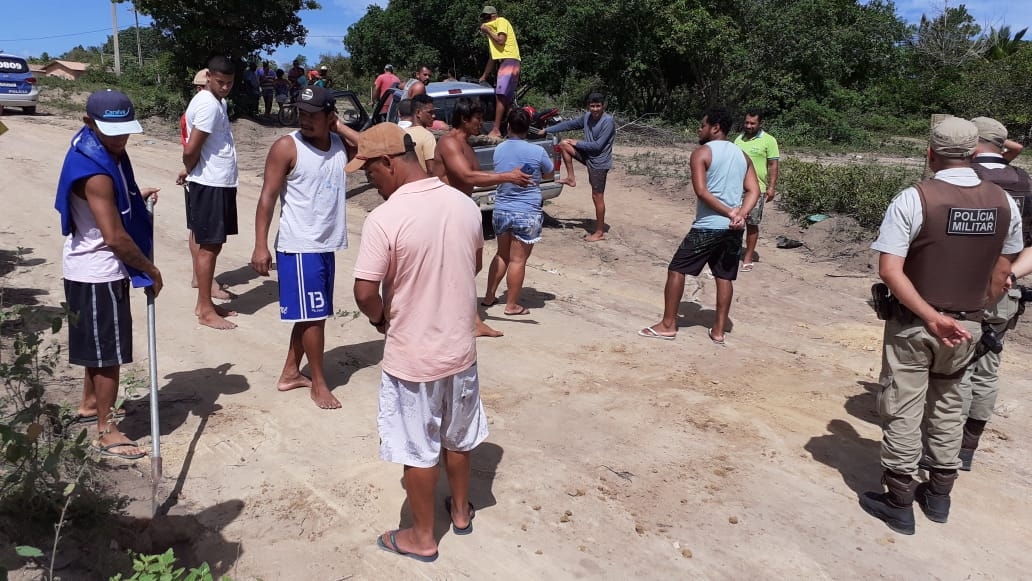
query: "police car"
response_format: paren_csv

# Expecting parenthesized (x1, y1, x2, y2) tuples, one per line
(0, 54, 39, 115)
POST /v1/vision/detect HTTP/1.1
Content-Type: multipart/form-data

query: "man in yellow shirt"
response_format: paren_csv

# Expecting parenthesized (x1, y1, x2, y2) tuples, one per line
(478, 5, 521, 139)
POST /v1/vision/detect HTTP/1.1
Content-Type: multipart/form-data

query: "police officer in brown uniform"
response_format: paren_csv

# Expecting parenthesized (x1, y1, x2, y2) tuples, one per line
(947, 117, 1031, 471)
(862, 117, 1023, 535)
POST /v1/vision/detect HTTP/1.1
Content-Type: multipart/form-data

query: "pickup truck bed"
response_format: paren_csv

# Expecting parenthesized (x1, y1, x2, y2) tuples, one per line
(367, 81, 565, 212)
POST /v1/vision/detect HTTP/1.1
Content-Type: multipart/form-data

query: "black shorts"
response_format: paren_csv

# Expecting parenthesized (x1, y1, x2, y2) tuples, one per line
(668, 228, 743, 280)
(185, 182, 238, 245)
(571, 152, 609, 193)
(64, 279, 133, 368)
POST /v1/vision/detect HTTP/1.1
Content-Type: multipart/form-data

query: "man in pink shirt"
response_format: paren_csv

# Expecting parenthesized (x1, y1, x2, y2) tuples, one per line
(372, 64, 400, 114)
(352, 123, 487, 562)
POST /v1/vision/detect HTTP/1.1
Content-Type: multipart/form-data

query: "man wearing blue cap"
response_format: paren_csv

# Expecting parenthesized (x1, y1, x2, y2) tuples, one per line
(55, 89, 162, 460)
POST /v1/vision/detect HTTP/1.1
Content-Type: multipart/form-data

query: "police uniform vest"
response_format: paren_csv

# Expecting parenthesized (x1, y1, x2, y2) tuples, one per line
(904, 179, 1010, 312)
(971, 156, 1032, 247)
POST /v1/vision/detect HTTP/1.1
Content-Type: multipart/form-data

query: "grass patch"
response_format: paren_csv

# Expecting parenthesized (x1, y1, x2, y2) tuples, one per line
(779, 158, 922, 230)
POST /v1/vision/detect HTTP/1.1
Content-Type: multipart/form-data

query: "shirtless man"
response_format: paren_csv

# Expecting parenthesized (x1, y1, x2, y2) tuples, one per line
(436, 97, 531, 338)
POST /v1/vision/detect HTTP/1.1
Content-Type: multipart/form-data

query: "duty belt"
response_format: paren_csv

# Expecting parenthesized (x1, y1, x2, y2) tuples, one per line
(937, 309, 984, 323)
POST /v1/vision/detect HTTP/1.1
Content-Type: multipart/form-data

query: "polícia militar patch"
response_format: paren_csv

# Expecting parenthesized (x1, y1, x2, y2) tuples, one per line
(947, 208, 998, 235)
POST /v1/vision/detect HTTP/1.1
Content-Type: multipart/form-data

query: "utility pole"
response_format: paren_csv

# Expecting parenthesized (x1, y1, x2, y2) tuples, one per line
(134, 2, 143, 66)
(111, 1, 121, 75)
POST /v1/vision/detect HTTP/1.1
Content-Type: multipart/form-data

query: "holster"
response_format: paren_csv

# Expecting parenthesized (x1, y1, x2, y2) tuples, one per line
(871, 283, 894, 321)
(973, 323, 1004, 362)
(1010, 285, 1032, 330)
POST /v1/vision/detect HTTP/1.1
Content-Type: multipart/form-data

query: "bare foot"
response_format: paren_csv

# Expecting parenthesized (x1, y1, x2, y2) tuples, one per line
(476, 320, 504, 338)
(557, 177, 576, 187)
(192, 280, 234, 301)
(310, 385, 342, 410)
(583, 232, 605, 242)
(197, 310, 238, 330)
(277, 373, 313, 392)
(211, 287, 234, 301)
(195, 304, 238, 318)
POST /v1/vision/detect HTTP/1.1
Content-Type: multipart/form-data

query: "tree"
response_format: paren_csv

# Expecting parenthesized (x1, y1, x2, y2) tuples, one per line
(910, 2, 986, 67)
(59, 45, 100, 64)
(131, 0, 320, 82)
(101, 25, 169, 63)
(985, 26, 1028, 60)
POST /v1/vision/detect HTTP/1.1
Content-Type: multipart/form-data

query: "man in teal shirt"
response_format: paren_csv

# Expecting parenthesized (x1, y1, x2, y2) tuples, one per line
(733, 109, 779, 272)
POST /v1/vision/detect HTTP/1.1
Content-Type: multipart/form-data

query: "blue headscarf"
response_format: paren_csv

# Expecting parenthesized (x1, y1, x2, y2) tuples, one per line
(54, 126, 154, 288)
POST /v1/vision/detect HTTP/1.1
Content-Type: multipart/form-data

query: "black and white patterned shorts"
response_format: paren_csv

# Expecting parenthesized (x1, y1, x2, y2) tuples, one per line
(64, 279, 133, 368)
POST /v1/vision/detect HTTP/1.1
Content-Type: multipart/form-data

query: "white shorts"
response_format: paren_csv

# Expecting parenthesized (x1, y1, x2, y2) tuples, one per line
(378, 364, 489, 468)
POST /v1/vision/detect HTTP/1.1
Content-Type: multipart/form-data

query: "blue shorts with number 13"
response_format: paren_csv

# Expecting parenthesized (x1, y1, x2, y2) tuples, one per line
(277, 251, 335, 322)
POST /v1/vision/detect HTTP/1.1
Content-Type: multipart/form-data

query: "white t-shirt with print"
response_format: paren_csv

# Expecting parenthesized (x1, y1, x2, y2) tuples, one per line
(184, 90, 239, 187)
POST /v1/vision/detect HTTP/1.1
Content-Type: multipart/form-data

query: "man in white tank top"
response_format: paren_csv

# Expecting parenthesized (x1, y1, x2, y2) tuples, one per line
(250, 86, 358, 410)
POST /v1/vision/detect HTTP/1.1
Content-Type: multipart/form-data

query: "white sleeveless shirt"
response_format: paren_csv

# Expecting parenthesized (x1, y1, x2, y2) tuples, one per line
(63, 192, 128, 283)
(275, 131, 349, 253)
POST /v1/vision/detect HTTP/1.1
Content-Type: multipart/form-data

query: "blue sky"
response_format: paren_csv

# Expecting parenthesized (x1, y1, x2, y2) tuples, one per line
(0, 0, 1028, 66)
(0, 0, 386, 66)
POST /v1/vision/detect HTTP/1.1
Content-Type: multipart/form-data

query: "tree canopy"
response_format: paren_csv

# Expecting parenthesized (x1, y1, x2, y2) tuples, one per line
(343, 0, 1031, 137)
(130, 0, 320, 77)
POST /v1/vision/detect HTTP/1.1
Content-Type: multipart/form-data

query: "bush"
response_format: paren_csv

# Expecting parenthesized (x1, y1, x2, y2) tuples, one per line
(769, 99, 870, 147)
(110, 549, 230, 581)
(778, 158, 922, 229)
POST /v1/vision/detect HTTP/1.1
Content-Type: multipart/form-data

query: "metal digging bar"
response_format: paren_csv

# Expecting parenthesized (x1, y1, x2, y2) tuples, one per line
(145, 198, 161, 516)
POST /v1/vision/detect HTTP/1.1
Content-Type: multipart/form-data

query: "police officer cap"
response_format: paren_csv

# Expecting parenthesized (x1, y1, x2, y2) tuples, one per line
(930, 117, 978, 158)
(970, 117, 1007, 148)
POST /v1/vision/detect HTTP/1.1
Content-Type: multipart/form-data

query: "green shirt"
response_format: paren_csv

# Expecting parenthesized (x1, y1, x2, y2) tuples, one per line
(734, 130, 779, 190)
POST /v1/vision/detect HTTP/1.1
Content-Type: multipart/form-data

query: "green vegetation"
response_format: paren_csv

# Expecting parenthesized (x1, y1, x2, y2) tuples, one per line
(344, 0, 1031, 142)
(110, 549, 229, 581)
(778, 159, 923, 229)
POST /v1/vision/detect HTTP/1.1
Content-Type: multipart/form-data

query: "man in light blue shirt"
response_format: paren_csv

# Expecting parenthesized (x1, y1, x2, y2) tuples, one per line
(639, 107, 760, 345)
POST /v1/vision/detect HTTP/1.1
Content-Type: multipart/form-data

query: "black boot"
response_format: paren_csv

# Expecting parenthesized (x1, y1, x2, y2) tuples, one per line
(860, 471, 916, 535)
(916, 469, 956, 523)
(959, 424, 982, 471)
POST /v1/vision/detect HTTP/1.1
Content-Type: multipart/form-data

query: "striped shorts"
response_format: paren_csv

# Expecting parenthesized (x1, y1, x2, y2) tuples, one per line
(276, 251, 335, 322)
(64, 279, 133, 368)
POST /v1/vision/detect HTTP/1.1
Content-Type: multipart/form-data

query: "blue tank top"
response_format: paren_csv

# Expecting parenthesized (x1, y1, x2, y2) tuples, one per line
(694, 140, 747, 230)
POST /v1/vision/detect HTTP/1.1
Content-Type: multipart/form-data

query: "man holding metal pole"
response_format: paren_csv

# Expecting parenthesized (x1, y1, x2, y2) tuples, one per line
(55, 89, 162, 461)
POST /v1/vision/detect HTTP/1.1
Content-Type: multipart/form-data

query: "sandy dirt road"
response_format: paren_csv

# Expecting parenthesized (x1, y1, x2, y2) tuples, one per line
(1, 111, 1030, 580)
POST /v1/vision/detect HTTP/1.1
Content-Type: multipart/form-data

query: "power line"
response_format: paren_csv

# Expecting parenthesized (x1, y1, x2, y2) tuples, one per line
(0, 25, 138, 43)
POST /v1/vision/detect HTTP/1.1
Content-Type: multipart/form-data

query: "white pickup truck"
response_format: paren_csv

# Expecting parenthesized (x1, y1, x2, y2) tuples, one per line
(368, 80, 565, 211)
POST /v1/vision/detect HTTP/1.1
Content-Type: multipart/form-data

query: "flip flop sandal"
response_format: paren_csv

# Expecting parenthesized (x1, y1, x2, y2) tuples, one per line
(504, 306, 530, 316)
(94, 441, 146, 460)
(445, 496, 476, 535)
(376, 530, 439, 562)
(638, 326, 675, 340)
(707, 328, 727, 347)
(741, 263, 754, 272)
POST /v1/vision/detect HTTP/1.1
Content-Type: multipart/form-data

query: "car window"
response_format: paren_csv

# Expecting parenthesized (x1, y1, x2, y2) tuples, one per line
(0, 56, 29, 74)
(330, 90, 366, 128)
